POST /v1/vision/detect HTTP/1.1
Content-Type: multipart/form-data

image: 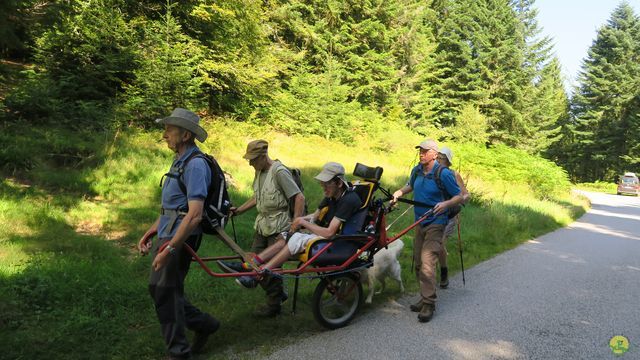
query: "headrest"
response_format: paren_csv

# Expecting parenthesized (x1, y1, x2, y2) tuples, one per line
(353, 163, 383, 182)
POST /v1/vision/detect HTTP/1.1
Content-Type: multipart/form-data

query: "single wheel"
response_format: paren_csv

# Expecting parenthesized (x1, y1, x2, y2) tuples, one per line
(312, 272, 363, 329)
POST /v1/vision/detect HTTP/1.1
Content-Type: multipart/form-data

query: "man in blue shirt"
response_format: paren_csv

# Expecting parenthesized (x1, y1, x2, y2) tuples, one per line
(392, 139, 463, 323)
(138, 108, 219, 359)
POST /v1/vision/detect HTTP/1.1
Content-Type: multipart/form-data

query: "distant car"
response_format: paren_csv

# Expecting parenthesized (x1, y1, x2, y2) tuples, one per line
(617, 172, 639, 196)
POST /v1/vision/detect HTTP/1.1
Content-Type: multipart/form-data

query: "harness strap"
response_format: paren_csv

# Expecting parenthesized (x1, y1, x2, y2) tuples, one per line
(396, 197, 432, 208)
(161, 208, 188, 216)
(160, 208, 188, 236)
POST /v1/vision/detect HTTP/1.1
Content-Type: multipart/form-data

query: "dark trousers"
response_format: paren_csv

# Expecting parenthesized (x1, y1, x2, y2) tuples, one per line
(148, 234, 218, 358)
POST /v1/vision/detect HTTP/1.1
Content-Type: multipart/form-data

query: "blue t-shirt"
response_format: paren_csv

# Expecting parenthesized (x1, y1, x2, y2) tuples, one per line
(408, 161, 461, 226)
(158, 145, 211, 239)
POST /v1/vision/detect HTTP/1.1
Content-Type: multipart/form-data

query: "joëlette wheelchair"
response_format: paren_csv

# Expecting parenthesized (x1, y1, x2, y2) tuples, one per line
(152, 163, 434, 329)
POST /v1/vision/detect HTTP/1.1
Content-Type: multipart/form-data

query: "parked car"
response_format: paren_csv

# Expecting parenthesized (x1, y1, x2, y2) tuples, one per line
(617, 172, 639, 196)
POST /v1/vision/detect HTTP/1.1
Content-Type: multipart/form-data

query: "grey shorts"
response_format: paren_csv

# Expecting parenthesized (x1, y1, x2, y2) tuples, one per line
(287, 232, 323, 254)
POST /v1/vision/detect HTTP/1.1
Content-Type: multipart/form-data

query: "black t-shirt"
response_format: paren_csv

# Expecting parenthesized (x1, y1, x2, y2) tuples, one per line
(316, 190, 363, 234)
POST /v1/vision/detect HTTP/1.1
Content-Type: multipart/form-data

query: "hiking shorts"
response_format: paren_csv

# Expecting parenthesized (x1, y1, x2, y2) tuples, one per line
(287, 232, 321, 255)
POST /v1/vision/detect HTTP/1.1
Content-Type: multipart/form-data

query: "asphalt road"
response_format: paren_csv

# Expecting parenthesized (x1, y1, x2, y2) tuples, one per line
(263, 191, 640, 359)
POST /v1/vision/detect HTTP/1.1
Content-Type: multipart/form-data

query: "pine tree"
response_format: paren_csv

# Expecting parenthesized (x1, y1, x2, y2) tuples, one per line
(475, 0, 528, 146)
(429, 0, 489, 127)
(391, 1, 439, 130)
(513, 0, 569, 154)
(569, 2, 640, 181)
(428, 0, 531, 147)
(5, 0, 138, 126)
(525, 58, 568, 154)
(120, 0, 207, 124)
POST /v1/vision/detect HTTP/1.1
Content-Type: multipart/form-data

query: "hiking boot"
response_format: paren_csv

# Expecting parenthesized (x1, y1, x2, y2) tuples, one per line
(260, 268, 283, 282)
(440, 267, 449, 289)
(191, 318, 220, 354)
(409, 299, 423, 312)
(165, 355, 191, 360)
(217, 260, 248, 273)
(253, 304, 282, 317)
(236, 275, 259, 289)
(418, 303, 435, 323)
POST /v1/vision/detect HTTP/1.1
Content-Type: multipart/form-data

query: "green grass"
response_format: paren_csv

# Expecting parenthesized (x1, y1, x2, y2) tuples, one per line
(574, 181, 617, 194)
(0, 120, 588, 359)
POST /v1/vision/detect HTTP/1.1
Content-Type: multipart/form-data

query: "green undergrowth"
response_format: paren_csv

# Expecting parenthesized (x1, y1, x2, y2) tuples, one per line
(574, 181, 617, 194)
(0, 119, 588, 359)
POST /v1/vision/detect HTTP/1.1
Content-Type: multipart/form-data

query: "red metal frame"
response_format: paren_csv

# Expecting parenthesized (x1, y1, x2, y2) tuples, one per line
(153, 203, 433, 279)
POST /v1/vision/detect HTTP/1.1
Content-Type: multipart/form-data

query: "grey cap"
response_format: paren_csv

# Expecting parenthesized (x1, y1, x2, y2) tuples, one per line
(439, 147, 453, 164)
(156, 108, 208, 142)
(415, 139, 438, 151)
(315, 162, 347, 184)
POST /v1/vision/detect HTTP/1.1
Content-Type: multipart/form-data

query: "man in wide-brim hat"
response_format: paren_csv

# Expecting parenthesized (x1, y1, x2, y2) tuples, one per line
(138, 108, 220, 358)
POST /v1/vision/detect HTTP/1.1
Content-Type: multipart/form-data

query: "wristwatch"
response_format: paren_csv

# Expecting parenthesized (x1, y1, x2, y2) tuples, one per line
(166, 244, 176, 255)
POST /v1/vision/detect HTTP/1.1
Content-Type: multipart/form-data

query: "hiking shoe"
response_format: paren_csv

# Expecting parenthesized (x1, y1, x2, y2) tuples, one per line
(191, 318, 220, 354)
(253, 304, 282, 317)
(418, 303, 435, 323)
(236, 275, 259, 289)
(409, 299, 423, 312)
(217, 260, 248, 273)
(261, 268, 283, 281)
(254, 288, 288, 317)
(440, 267, 449, 289)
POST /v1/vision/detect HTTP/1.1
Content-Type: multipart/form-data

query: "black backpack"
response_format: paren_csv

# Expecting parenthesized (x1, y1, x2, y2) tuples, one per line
(409, 164, 462, 219)
(168, 151, 232, 233)
(278, 164, 308, 217)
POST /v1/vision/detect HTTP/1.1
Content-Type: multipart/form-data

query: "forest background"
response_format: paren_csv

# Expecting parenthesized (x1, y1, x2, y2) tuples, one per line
(1, 0, 638, 180)
(0, 0, 637, 359)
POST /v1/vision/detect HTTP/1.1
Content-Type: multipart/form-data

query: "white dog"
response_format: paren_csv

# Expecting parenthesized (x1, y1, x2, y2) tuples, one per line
(360, 239, 405, 304)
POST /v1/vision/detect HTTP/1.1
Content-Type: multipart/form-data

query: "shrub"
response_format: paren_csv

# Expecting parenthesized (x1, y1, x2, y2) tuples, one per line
(449, 104, 489, 144)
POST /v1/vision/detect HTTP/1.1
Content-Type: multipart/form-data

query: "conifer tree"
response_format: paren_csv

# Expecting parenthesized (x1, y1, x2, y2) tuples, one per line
(513, 0, 568, 154)
(120, 0, 206, 124)
(391, 1, 439, 130)
(429, 0, 530, 146)
(525, 58, 568, 154)
(429, 0, 488, 127)
(569, 2, 640, 181)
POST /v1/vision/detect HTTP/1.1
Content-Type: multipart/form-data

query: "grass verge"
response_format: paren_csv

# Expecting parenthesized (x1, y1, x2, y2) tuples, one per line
(0, 120, 588, 359)
(574, 181, 617, 195)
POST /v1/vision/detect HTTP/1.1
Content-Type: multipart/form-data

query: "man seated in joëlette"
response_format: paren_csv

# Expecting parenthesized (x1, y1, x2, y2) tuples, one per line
(218, 162, 363, 288)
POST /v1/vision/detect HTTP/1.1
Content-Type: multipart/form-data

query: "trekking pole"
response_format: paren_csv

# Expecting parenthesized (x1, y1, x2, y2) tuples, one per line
(230, 214, 238, 244)
(385, 205, 413, 231)
(214, 226, 261, 272)
(456, 217, 465, 286)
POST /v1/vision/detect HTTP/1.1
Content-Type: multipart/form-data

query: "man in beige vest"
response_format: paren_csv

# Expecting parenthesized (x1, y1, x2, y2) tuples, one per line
(221, 139, 305, 317)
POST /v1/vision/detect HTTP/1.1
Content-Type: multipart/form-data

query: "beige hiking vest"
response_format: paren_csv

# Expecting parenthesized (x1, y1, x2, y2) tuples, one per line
(254, 161, 290, 236)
